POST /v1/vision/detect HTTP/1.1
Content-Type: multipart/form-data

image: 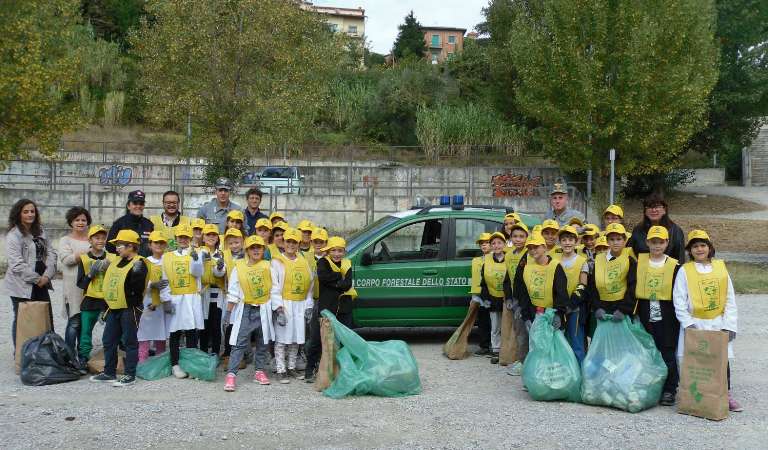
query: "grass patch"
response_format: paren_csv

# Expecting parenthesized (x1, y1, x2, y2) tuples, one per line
(729, 262, 768, 294)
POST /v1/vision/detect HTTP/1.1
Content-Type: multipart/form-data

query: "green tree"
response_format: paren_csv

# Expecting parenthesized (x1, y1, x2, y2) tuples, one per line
(392, 11, 427, 61)
(0, 0, 82, 167)
(447, 38, 493, 104)
(80, 0, 147, 51)
(487, 0, 719, 177)
(131, 0, 342, 180)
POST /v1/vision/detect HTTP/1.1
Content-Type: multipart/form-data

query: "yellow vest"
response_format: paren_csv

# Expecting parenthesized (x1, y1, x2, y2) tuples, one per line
(506, 248, 526, 281)
(163, 252, 198, 295)
(470, 256, 483, 295)
(523, 260, 558, 308)
(623, 246, 636, 260)
(81, 253, 118, 299)
(636, 254, 677, 301)
(595, 252, 630, 301)
(482, 253, 508, 298)
(223, 249, 245, 281)
(277, 253, 312, 301)
(146, 258, 163, 306)
(324, 256, 358, 299)
(102, 256, 142, 310)
(683, 260, 729, 319)
(306, 252, 320, 300)
(149, 215, 191, 251)
(547, 246, 562, 261)
(201, 247, 226, 289)
(235, 259, 272, 305)
(268, 244, 282, 259)
(561, 253, 588, 295)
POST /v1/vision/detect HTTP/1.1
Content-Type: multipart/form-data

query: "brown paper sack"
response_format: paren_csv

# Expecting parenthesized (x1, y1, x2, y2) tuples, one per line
(15, 301, 53, 374)
(314, 317, 339, 391)
(443, 301, 479, 360)
(498, 307, 518, 366)
(87, 348, 125, 375)
(678, 329, 729, 421)
(514, 315, 529, 362)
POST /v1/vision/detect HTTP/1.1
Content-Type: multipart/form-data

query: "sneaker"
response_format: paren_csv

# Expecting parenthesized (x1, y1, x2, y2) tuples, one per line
(728, 393, 744, 412)
(305, 373, 316, 384)
(287, 369, 304, 380)
(278, 372, 290, 384)
(474, 348, 491, 357)
(112, 375, 136, 387)
(224, 373, 237, 392)
(660, 391, 676, 406)
(506, 361, 523, 377)
(172, 365, 188, 379)
(253, 370, 270, 385)
(89, 372, 116, 383)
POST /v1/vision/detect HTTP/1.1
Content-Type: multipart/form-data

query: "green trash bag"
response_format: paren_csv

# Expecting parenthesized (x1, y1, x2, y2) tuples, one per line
(136, 351, 172, 381)
(321, 310, 422, 399)
(581, 314, 668, 413)
(522, 309, 582, 402)
(179, 348, 218, 381)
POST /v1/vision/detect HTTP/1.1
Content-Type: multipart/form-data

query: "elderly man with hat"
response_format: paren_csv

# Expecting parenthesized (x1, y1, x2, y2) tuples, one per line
(197, 177, 242, 234)
(544, 182, 585, 227)
(106, 190, 154, 257)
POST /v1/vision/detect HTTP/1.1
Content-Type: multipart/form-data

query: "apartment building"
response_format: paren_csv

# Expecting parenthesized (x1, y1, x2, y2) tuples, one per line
(422, 26, 467, 64)
(301, 1, 365, 39)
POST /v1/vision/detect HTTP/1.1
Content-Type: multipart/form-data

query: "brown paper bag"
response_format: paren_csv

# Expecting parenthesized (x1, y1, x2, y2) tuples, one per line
(514, 315, 529, 362)
(314, 317, 339, 391)
(498, 307, 518, 366)
(87, 348, 125, 375)
(15, 301, 53, 374)
(678, 329, 729, 421)
(443, 302, 479, 360)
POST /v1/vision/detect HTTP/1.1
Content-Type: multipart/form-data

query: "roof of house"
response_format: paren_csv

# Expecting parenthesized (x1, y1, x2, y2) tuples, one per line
(421, 26, 467, 33)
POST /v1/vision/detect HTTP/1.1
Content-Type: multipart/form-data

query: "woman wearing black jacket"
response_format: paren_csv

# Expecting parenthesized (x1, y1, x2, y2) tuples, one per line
(628, 193, 685, 262)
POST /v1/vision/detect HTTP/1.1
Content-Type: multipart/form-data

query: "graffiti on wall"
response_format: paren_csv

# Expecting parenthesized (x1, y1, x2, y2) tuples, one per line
(98, 165, 133, 186)
(491, 173, 542, 197)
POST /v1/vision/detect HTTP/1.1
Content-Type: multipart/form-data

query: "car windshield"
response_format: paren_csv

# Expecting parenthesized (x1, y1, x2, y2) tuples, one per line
(261, 167, 295, 178)
(346, 215, 399, 253)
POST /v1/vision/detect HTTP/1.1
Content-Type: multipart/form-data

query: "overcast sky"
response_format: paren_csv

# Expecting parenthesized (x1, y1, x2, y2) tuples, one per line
(312, 0, 488, 53)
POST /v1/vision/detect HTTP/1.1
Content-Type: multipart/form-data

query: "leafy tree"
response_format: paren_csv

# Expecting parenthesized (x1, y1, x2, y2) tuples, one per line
(80, 0, 147, 51)
(0, 0, 82, 167)
(447, 38, 493, 104)
(131, 0, 342, 179)
(487, 0, 719, 177)
(392, 11, 427, 61)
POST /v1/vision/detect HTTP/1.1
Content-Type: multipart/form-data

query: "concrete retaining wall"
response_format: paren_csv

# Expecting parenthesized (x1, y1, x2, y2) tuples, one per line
(688, 168, 726, 187)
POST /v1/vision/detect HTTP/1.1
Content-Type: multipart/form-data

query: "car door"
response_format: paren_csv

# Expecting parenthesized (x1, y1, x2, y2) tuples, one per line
(353, 217, 449, 326)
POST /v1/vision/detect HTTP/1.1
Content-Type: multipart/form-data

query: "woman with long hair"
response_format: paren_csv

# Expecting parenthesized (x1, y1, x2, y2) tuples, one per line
(58, 207, 93, 355)
(628, 193, 686, 262)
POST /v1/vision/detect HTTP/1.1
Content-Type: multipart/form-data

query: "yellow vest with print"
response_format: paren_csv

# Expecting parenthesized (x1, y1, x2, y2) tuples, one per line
(325, 256, 358, 299)
(506, 248, 527, 282)
(547, 246, 562, 261)
(81, 253, 118, 299)
(277, 253, 312, 301)
(149, 215, 191, 251)
(482, 253, 508, 298)
(146, 258, 163, 306)
(305, 251, 320, 299)
(223, 249, 245, 281)
(236, 259, 272, 305)
(267, 244, 282, 259)
(595, 252, 630, 301)
(683, 260, 729, 319)
(102, 256, 142, 310)
(201, 247, 226, 289)
(636, 254, 677, 301)
(562, 254, 588, 295)
(523, 260, 557, 308)
(470, 256, 483, 295)
(163, 252, 198, 295)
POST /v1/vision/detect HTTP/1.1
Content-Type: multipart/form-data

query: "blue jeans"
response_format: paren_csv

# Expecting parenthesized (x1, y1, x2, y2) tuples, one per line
(227, 304, 269, 374)
(566, 310, 587, 365)
(103, 307, 141, 377)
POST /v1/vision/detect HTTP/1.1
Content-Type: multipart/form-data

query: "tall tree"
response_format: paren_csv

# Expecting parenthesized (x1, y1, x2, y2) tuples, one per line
(131, 0, 342, 180)
(0, 0, 82, 167)
(392, 11, 427, 60)
(487, 0, 719, 177)
(80, 0, 147, 51)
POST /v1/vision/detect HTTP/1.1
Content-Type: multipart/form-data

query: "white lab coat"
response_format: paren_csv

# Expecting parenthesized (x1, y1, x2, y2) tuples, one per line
(138, 255, 172, 341)
(226, 266, 275, 345)
(673, 261, 737, 360)
(200, 249, 227, 319)
(270, 256, 314, 344)
(164, 249, 205, 332)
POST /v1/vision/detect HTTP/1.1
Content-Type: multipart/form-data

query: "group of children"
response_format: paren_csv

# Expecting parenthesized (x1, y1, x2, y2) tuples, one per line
(470, 206, 742, 412)
(75, 210, 355, 391)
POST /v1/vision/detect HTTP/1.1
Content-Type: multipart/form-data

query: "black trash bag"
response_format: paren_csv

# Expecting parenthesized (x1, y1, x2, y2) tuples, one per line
(20, 332, 83, 386)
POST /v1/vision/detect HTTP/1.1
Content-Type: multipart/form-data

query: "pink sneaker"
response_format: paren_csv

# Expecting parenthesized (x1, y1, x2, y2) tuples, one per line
(728, 393, 744, 412)
(224, 373, 236, 392)
(253, 370, 270, 385)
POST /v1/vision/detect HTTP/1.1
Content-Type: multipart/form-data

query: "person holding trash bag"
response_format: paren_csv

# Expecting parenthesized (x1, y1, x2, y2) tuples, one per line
(89, 229, 148, 387)
(137, 231, 172, 363)
(587, 223, 638, 322)
(634, 225, 681, 406)
(198, 224, 226, 356)
(673, 229, 742, 412)
(478, 232, 514, 364)
(501, 222, 529, 375)
(469, 233, 493, 357)
(222, 235, 275, 391)
(556, 225, 590, 364)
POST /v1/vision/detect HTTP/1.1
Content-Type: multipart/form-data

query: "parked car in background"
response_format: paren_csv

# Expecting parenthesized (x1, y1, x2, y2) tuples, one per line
(253, 166, 304, 194)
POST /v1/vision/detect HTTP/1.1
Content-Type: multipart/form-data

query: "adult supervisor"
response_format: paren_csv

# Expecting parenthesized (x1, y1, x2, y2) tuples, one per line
(544, 182, 585, 227)
(243, 187, 269, 236)
(628, 193, 685, 262)
(149, 190, 191, 250)
(106, 190, 154, 257)
(197, 177, 242, 234)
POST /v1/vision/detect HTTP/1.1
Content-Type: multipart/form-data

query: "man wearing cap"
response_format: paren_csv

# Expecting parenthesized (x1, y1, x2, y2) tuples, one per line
(197, 177, 242, 234)
(106, 190, 154, 257)
(243, 188, 269, 236)
(149, 190, 191, 251)
(544, 182, 585, 227)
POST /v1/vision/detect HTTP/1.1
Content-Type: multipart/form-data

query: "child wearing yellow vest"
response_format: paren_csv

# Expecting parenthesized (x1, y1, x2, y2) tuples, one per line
(220, 228, 245, 363)
(270, 228, 315, 383)
(269, 211, 286, 227)
(222, 235, 275, 391)
(540, 219, 562, 261)
(198, 224, 227, 356)
(478, 232, 513, 363)
(503, 222, 529, 375)
(297, 219, 315, 253)
(191, 218, 205, 248)
(468, 232, 493, 356)
(254, 218, 273, 260)
(269, 221, 288, 257)
(501, 213, 520, 248)
(557, 225, 589, 364)
(587, 223, 637, 322)
(163, 224, 205, 379)
(634, 226, 681, 406)
(673, 229, 742, 412)
(75, 225, 116, 366)
(88, 229, 148, 387)
(137, 231, 172, 363)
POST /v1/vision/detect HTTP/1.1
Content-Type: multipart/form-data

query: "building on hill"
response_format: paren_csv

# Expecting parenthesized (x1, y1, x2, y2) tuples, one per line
(422, 26, 467, 64)
(300, 1, 365, 40)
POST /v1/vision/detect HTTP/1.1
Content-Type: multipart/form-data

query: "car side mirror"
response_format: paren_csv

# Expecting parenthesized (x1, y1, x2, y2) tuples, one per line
(361, 252, 373, 266)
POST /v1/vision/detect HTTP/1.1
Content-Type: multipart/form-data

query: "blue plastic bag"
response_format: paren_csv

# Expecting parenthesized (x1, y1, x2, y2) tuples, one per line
(321, 310, 422, 399)
(581, 315, 667, 412)
(136, 351, 172, 381)
(522, 309, 582, 402)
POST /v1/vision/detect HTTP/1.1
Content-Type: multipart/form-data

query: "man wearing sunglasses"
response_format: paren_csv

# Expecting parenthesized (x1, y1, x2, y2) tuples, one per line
(105, 190, 155, 257)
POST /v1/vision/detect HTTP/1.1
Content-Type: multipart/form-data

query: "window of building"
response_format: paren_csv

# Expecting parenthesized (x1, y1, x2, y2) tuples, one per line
(329, 23, 339, 33)
(348, 25, 358, 34)
(448, 35, 456, 44)
(431, 34, 440, 47)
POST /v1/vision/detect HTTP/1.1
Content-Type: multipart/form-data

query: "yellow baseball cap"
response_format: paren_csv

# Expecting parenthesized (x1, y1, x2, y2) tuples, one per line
(581, 224, 599, 237)
(284, 228, 302, 243)
(311, 227, 329, 242)
(567, 217, 584, 227)
(541, 219, 559, 232)
(489, 231, 506, 242)
(191, 218, 205, 229)
(202, 224, 219, 235)
(510, 222, 529, 235)
(531, 224, 542, 234)
(297, 220, 315, 232)
(255, 218, 273, 230)
(272, 221, 289, 232)
(269, 212, 285, 222)
(322, 236, 347, 252)
(604, 223, 627, 237)
(148, 230, 167, 242)
(526, 233, 546, 247)
(109, 229, 140, 245)
(227, 210, 244, 222)
(244, 235, 266, 248)
(503, 213, 520, 223)
(174, 224, 193, 238)
(686, 229, 711, 247)
(647, 225, 669, 241)
(224, 228, 243, 239)
(604, 204, 624, 218)
(88, 225, 107, 238)
(476, 232, 492, 244)
(557, 225, 579, 238)
(595, 235, 608, 248)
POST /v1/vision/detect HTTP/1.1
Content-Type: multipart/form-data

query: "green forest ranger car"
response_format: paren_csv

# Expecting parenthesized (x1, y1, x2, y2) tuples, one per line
(344, 199, 540, 327)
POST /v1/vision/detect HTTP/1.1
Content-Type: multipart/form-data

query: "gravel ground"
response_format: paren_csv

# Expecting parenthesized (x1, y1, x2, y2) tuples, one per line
(1, 281, 766, 450)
